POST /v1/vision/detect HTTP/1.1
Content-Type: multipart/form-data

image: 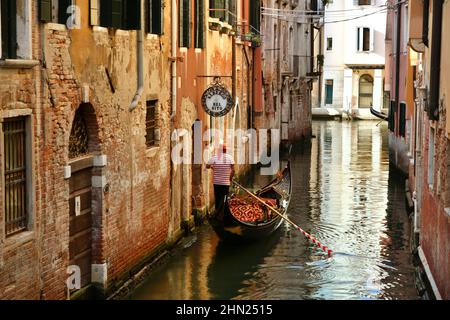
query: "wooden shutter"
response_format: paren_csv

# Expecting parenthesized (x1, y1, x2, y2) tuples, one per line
(9, 0, 17, 58)
(145, 0, 150, 33)
(249, 0, 260, 32)
(1, 0, 17, 59)
(180, 0, 191, 47)
(150, 0, 164, 35)
(399, 103, 406, 137)
(40, 0, 53, 22)
(123, 0, 141, 30)
(195, 0, 205, 48)
(90, 0, 100, 26)
(158, 0, 164, 35)
(389, 101, 396, 132)
(422, 0, 429, 46)
(111, 0, 123, 28)
(179, 0, 184, 45)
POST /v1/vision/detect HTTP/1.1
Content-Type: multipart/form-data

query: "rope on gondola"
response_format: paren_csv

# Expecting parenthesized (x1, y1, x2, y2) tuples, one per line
(232, 180, 334, 257)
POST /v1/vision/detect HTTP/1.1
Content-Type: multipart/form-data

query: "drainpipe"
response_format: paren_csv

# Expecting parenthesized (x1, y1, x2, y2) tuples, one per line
(169, 0, 178, 240)
(170, 0, 177, 120)
(129, 0, 144, 112)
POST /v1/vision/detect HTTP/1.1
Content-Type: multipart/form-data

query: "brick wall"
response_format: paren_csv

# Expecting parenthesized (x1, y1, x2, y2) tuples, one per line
(0, 0, 41, 300)
(420, 115, 450, 299)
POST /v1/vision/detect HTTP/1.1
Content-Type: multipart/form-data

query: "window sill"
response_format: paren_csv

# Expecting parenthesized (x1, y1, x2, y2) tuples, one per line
(0, 59, 39, 69)
(4, 231, 35, 251)
(45, 22, 67, 31)
(146, 34, 161, 40)
(93, 26, 109, 33)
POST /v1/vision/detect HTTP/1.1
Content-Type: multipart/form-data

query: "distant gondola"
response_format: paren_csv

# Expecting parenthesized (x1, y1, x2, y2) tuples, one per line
(208, 162, 292, 242)
(370, 107, 389, 121)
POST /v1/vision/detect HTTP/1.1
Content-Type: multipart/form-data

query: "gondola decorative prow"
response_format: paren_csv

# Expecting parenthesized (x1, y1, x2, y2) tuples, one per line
(232, 180, 334, 257)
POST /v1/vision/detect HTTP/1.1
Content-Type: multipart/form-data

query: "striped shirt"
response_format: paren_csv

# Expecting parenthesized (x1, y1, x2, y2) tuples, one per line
(208, 153, 235, 186)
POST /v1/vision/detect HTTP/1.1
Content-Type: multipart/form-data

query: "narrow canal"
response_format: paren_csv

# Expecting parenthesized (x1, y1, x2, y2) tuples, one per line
(129, 120, 419, 300)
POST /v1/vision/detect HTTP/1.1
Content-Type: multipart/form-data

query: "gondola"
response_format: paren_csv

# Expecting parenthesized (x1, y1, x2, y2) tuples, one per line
(370, 106, 389, 121)
(208, 162, 292, 242)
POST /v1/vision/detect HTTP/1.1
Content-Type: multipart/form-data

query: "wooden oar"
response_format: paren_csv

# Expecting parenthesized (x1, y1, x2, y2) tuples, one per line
(232, 180, 333, 256)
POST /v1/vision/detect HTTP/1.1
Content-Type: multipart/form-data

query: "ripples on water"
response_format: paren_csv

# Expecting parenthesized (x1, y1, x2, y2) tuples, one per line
(130, 121, 418, 300)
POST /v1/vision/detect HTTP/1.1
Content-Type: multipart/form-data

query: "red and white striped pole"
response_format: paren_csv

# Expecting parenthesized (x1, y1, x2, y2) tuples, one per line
(233, 181, 333, 256)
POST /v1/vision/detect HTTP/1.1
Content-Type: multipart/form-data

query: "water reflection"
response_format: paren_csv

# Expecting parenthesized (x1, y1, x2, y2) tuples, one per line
(130, 121, 418, 300)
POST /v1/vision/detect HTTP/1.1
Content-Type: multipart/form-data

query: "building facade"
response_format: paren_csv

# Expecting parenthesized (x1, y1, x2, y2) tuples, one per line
(257, 0, 316, 145)
(408, 0, 449, 300)
(317, 0, 386, 119)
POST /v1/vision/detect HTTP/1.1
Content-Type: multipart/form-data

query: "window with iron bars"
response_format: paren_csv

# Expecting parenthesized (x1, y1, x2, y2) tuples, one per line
(3, 117, 28, 237)
(146, 100, 159, 147)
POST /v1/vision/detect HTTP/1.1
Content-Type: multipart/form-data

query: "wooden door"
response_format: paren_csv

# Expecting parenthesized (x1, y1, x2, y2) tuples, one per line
(69, 164, 93, 289)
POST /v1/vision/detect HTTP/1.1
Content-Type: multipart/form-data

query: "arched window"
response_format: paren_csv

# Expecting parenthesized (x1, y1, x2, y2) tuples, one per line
(359, 74, 374, 108)
(69, 108, 89, 159)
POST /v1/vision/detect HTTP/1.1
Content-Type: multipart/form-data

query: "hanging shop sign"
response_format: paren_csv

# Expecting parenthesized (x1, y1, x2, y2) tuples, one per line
(201, 78, 233, 117)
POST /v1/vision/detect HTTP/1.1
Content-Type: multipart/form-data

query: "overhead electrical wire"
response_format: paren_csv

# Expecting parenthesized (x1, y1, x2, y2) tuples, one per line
(261, 0, 406, 25)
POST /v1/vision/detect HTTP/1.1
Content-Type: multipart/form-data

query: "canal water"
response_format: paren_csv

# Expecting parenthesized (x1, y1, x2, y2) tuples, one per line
(129, 121, 419, 300)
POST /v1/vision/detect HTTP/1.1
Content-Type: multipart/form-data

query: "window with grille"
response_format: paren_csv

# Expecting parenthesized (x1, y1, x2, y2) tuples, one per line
(69, 108, 89, 159)
(146, 100, 158, 147)
(3, 117, 28, 237)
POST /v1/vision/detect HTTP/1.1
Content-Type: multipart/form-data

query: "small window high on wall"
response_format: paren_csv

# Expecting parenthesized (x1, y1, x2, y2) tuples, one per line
(146, 100, 159, 147)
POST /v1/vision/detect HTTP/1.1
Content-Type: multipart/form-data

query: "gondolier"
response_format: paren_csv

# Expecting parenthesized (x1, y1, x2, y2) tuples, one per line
(206, 144, 235, 214)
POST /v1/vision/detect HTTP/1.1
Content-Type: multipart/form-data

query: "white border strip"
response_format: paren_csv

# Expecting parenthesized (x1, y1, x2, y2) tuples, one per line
(418, 246, 443, 300)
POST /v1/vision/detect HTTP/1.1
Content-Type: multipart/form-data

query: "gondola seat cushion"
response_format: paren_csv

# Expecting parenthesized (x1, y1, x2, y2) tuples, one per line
(228, 197, 277, 223)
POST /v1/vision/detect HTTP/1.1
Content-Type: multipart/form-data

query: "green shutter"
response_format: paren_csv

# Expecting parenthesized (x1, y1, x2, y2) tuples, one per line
(180, 0, 191, 47)
(149, 0, 163, 35)
(100, 0, 112, 26)
(195, 0, 204, 48)
(111, 0, 123, 28)
(157, 0, 164, 35)
(123, 0, 141, 30)
(40, 0, 53, 22)
(2, 0, 17, 59)
(145, 0, 150, 33)
(249, 0, 260, 32)
(179, 0, 183, 45)
(184, 0, 191, 47)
